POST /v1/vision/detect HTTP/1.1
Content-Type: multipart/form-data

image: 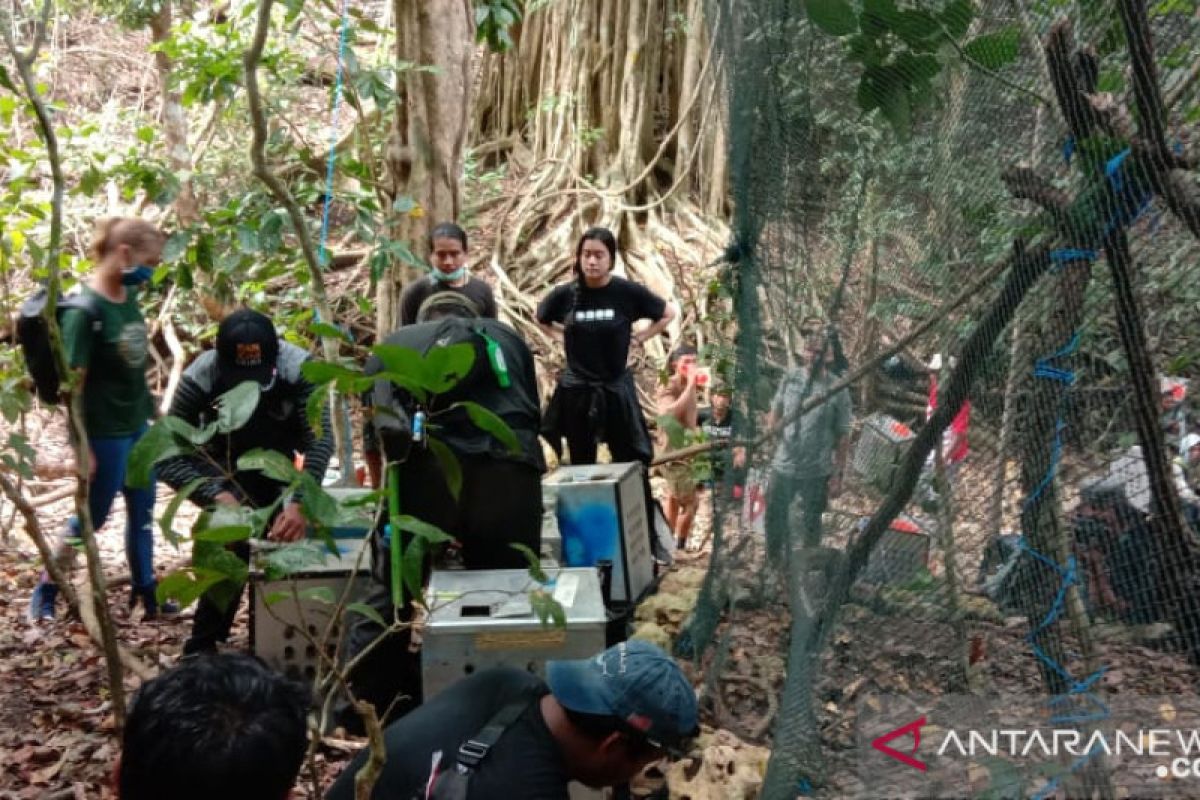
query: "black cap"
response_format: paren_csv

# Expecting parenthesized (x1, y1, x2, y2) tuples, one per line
(216, 309, 279, 388)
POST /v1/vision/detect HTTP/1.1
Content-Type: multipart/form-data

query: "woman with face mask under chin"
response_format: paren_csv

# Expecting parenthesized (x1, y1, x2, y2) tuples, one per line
(28, 217, 174, 622)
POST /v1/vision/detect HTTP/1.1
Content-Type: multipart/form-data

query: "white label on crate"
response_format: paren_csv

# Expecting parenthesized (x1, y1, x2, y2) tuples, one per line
(492, 595, 534, 618)
(552, 573, 580, 607)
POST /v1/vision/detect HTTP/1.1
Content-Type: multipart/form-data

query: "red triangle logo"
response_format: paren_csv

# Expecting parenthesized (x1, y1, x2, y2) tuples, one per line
(871, 716, 928, 772)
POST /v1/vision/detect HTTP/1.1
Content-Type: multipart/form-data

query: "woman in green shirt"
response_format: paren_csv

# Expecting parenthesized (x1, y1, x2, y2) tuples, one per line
(28, 218, 170, 621)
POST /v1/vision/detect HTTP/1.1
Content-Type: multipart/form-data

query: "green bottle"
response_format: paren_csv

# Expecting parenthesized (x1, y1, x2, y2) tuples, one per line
(482, 330, 511, 388)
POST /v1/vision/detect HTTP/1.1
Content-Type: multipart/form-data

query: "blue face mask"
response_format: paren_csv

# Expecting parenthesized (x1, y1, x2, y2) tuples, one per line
(121, 265, 155, 286)
(432, 266, 466, 283)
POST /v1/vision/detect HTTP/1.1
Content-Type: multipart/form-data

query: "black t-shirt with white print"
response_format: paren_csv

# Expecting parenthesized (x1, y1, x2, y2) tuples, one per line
(536, 276, 667, 383)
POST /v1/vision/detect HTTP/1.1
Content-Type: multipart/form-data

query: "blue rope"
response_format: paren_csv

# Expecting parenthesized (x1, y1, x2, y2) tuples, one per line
(317, 0, 354, 271)
(1048, 248, 1098, 266)
(1101, 148, 1154, 238)
(1019, 324, 1111, 798)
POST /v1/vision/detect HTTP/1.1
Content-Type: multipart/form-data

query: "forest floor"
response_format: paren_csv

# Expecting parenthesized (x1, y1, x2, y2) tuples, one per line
(4, 408, 1200, 798)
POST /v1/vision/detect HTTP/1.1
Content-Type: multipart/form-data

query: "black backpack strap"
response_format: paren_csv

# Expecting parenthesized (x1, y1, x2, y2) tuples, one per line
(426, 693, 536, 800)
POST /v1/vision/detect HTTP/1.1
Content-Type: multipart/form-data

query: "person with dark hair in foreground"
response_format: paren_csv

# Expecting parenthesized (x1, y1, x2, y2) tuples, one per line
(117, 653, 309, 800)
(399, 222, 497, 325)
(327, 640, 698, 800)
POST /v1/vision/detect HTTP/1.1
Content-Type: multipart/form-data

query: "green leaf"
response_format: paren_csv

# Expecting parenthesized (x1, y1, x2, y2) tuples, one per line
(0, 64, 16, 93)
(299, 479, 340, 528)
(656, 413, 688, 450)
(237, 448, 302, 484)
(299, 585, 336, 605)
(372, 344, 427, 382)
(260, 541, 329, 580)
(306, 384, 329, 440)
(806, 0, 859, 35)
(402, 536, 428, 605)
(892, 9, 941, 46)
(216, 381, 261, 433)
(160, 477, 206, 546)
(126, 421, 192, 488)
(311, 322, 352, 343)
(156, 568, 224, 610)
(530, 590, 566, 629)
(895, 52, 941, 83)
(422, 343, 476, 393)
(879, 82, 912, 136)
(372, 370, 430, 403)
(136, 125, 155, 144)
(235, 225, 259, 254)
(427, 436, 463, 501)
(940, 0, 975, 39)
(510, 542, 549, 584)
(162, 415, 218, 446)
(302, 359, 362, 387)
(346, 601, 386, 627)
(194, 539, 250, 584)
(193, 524, 254, 543)
(453, 401, 521, 454)
(962, 27, 1021, 69)
(392, 514, 455, 544)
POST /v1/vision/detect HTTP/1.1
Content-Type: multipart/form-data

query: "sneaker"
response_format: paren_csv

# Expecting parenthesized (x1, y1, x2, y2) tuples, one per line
(27, 580, 58, 622)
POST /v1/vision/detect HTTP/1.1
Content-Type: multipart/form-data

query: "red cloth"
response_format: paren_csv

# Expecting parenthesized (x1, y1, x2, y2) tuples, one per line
(927, 375, 970, 464)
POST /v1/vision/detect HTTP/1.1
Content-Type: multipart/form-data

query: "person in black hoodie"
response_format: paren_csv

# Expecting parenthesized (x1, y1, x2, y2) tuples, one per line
(158, 309, 333, 655)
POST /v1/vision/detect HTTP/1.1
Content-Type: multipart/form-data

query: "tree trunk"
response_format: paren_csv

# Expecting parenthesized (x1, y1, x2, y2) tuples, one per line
(377, 0, 473, 336)
(149, 2, 199, 227)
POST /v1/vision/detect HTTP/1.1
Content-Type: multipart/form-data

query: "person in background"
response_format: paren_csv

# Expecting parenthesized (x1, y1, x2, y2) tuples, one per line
(1182, 433, 1200, 494)
(158, 309, 333, 655)
(917, 353, 971, 510)
(657, 346, 700, 549)
(117, 653, 309, 800)
(1072, 480, 1161, 624)
(764, 322, 852, 559)
(699, 385, 745, 497)
(399, 222, 497, 326)
(537, 227, 675, 467)
(326, 640, 698, 800)
(28, 218, 171, 622)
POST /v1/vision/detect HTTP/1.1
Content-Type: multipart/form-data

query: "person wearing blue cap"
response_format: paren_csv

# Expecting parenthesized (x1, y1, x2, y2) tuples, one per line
(326, 640, 698, 800)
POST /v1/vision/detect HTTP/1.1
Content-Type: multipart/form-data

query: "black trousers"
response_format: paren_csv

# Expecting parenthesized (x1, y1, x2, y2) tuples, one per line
(343, 452, 543, 724)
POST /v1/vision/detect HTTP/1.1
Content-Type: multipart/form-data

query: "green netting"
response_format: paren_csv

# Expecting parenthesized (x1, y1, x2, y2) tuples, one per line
(686, 1, 1200, 796)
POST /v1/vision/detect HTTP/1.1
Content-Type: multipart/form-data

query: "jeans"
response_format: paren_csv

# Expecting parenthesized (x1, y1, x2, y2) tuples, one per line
(765, 470, 830, 560)
(56, 426, 156, 592)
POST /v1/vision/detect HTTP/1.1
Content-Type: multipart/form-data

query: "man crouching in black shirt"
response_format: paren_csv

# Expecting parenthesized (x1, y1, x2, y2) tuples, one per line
(327, 641, 698, 800)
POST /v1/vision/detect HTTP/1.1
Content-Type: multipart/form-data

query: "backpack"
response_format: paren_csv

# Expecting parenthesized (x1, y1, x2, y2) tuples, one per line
(424, 692, 534, 800)
(17, 288, 101, 404)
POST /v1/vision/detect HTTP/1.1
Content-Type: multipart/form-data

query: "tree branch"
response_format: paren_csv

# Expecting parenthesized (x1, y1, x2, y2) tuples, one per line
(244, 0, 356, 483)
(1116, 0, 1170, 160)
(1001, 165, 1072, 215)
(1044, 18, 1100, 143)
